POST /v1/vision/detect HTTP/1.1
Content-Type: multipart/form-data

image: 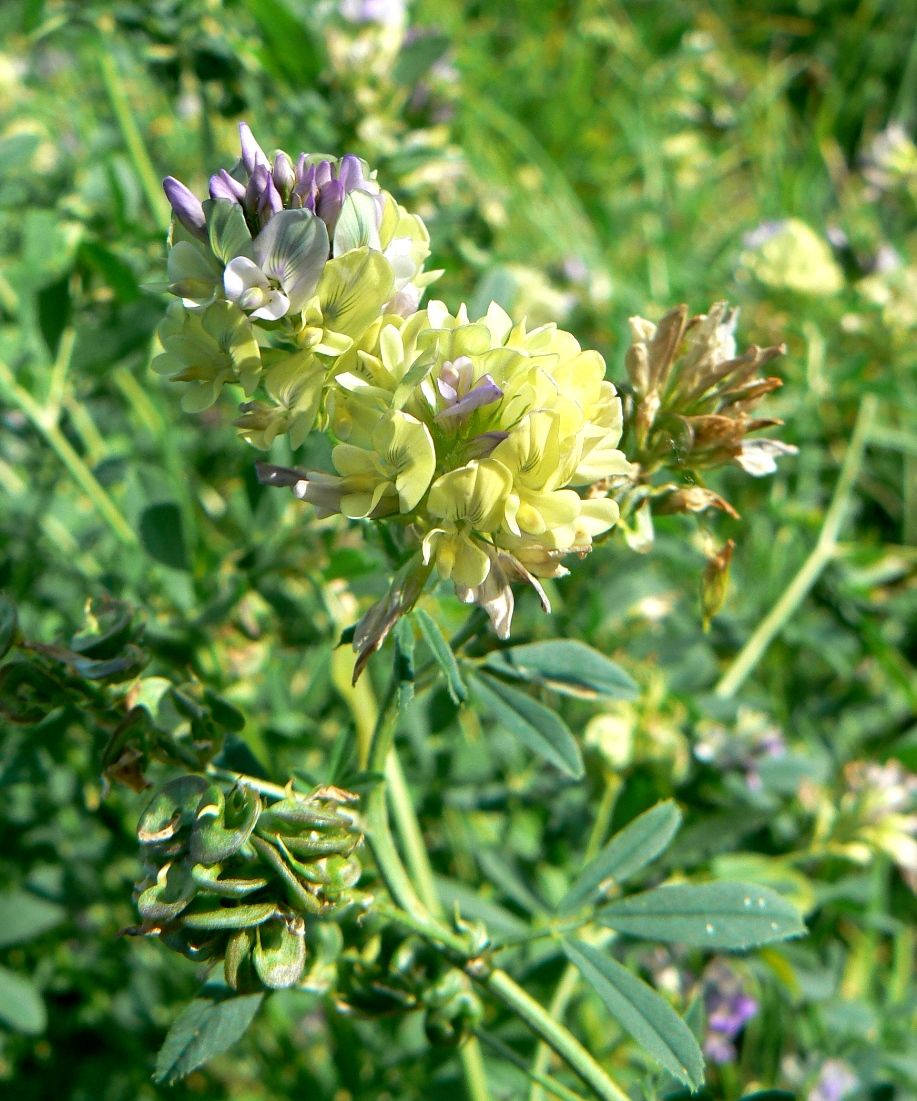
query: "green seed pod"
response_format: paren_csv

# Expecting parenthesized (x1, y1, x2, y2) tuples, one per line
(423, 971, 484, 1048)
(190, 783, 261, 864)
(132, 775, 365, 991)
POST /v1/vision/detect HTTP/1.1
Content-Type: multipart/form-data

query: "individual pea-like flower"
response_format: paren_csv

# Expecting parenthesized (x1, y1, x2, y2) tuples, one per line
(153, 300, 262, 411)
(222, 210, 329, 321)
(738, 218, 844, 297)
(260, 300, 633, 673)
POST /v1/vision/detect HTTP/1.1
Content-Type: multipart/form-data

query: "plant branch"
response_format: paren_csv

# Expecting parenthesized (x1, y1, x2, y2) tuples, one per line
(714, 394, 876, 699)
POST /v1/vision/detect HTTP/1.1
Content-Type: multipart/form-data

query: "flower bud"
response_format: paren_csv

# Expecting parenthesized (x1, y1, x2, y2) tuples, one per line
(162, 176, 207, 240)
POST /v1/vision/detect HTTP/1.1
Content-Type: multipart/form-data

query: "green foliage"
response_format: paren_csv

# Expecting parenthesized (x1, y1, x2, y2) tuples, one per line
(563, 939, 705, 1089)
(153, 991, 264, 1085)
(596, 882, 806, 950)
(0, 0, 914, 1099)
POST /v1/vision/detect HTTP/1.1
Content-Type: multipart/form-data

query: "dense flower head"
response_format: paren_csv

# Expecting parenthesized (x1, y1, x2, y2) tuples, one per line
(155, 123, 439, 423)
(259, 300, 633, 669)
(156, 128, 633, 672)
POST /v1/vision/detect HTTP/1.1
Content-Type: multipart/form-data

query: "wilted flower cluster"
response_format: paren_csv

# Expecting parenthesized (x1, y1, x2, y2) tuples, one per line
(258, 298, 633, 671)
(130, 776, 363, 990)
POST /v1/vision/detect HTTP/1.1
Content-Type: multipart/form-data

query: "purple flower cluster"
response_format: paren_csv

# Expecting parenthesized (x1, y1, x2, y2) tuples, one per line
(163, 124, 377, 243)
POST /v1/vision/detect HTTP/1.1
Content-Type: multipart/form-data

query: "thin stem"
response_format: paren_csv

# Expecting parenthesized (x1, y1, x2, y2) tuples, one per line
(474, 1030, 590, 1101)
(0, 360, 137, 546)
(481, 971, 631, 1101)
(364, 681, 427, 915)
(489, 916, 594, 953)
(373, 671, 493, 1101)
(97, 47, 168, 225)
(375, 902, 631, 1101)
(529, 773, 622, 1101)
(714, 394, 876, 699)
(385, 750, 441, 921)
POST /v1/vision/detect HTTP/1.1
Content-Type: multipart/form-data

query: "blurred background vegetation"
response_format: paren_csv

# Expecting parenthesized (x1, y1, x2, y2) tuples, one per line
(0, 1, 915, 1098)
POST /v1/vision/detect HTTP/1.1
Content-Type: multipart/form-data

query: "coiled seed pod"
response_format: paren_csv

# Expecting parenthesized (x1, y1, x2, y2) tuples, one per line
(131, 776, 363, 989)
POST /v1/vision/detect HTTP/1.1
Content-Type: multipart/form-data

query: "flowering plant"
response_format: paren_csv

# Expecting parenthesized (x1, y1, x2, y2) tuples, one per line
(123, 123, 809, 1095)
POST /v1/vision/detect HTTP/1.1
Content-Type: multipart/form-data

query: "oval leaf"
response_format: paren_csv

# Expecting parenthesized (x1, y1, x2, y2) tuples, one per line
(597, 881, 806, 949)
(484, 640, 637, 700)
(0, 889, 65, 948)
(558, 801, 682, 915)
(471, 671, 583, 778)
(0, 966, 47, 1035)
(153, 992, 264, 1084)
(563, 939, 704, 1089)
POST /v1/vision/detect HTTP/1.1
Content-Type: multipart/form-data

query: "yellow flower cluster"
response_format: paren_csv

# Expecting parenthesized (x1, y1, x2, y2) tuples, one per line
(260, 299, 633, 651)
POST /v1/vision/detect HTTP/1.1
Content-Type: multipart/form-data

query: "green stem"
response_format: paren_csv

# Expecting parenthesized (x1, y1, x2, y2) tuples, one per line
(97, 47, 168, 225)
(481, 970, 631, 1101)
(385, 751, 442, 924)
(365, 681, 427, 915)
(529, 773, 622, 1101)
(368, 666, 629, 1100)
(372, 674, 492, 1101)
(714, 394, 876, 699)
(374, 903, 630, 1101)
(474, 1030, 590, 1101)
(0, 360, 137, 546)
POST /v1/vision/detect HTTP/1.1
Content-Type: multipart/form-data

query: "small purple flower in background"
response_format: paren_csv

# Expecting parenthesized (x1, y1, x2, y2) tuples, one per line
(694, 708, 786, 792)
(808, 1059, 858, 1101)
(702, 961, 759, 1064)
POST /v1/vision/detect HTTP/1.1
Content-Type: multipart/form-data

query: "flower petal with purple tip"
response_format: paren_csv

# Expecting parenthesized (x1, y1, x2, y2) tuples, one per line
(163, 176, 207, 240)
(209, 169, 245, 203)
(436, 374, 504, 420)
(239, 122, 269, 175)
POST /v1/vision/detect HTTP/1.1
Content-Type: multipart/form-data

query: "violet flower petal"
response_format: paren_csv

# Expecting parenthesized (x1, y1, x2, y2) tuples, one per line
(162, 176, 207, 240)
(239, 122, 269, 175)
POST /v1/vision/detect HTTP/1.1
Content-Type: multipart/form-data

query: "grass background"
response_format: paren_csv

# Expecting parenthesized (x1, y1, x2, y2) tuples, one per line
(0, 1, 915, 1098)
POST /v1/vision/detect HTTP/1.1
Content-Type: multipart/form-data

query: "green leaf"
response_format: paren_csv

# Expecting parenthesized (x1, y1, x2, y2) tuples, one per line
(414, 608, 467, 705)
(563, 939, 704, 1089)
(204, 199, 252, 264)
(597, 881, 807, 949)
(470, 671, 583, 778)
(139, 502, 189, 571)
(558, 801, 682, 914)
(484, 640, 637, 700)
(0, 966, 47, 1035)
(153, 992, 264, 1084)
(239, 0, 324, 84)
(0, 594, 18, 659)
(0, 889, 65, 948)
